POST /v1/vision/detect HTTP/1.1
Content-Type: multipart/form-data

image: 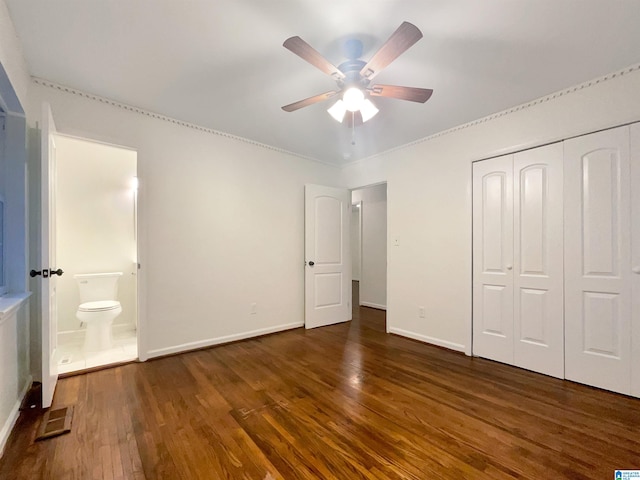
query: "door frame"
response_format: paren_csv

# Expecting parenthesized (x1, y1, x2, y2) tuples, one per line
(41, 131, 146, 365)
(349, 181, 389, 330)
(351, 200, 362, 284)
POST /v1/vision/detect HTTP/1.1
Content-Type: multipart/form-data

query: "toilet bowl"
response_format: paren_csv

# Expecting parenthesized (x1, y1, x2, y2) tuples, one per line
(74, 272, 123, 353)
(77, 301, 122, 352)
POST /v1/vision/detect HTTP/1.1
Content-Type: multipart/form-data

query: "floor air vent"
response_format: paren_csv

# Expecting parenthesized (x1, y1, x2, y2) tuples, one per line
(35, 406, 74, 441)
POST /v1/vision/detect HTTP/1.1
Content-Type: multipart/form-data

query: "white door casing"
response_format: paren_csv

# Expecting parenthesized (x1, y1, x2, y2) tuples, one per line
(305, 185, 351, 329)
(630, 123, 640, 397)
(41, 102, 59, 408)
(564, 126, 632, 395)
(351, 202, 362, 282)
(472, 155, 514, 364)
(513, 143, 564, 379)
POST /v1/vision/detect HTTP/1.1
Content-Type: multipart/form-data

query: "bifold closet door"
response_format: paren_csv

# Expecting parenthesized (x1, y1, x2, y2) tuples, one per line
(564, 126, 632, 395)
(631, 123, 640, 398)
(512, 144, 564, 378)
(473, 155, 514, 364)
(473, 146, 564, 377)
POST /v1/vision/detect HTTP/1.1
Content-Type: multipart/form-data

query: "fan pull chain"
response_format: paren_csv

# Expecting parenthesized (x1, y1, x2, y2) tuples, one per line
(351, 112, 356, 146)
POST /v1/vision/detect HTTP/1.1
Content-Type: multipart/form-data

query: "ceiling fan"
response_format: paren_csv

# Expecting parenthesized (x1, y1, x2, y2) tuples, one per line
(281, 21, 433, 126)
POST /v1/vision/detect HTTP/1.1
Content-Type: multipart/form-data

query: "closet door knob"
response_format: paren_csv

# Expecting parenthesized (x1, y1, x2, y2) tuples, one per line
(506, 265, 513, 271)
(633, 266, 640, 274)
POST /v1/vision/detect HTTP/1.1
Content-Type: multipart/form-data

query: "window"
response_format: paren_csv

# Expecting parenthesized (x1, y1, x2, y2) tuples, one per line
(0, 194, 5, 296)
(0, 111, 5, 296)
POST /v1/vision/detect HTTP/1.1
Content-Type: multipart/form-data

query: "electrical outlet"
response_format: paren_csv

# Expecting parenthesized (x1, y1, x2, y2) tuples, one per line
(250, 303, 257, 315)
(418, 306, 426, 318)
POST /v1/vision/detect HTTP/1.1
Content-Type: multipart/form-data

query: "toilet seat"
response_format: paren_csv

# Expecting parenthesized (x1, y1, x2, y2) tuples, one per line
(78, 300, 121, 312)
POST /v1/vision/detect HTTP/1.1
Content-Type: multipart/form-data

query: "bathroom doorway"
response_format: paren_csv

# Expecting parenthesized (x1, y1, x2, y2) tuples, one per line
(54, 135, 138, 374)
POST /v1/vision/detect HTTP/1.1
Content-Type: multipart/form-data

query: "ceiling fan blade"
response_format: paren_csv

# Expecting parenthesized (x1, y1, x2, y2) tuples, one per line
(283, 36, 346, 81)
(369, 85, 433, 103)
(360, 22, 423, 81)
(281, 90, 340, 112)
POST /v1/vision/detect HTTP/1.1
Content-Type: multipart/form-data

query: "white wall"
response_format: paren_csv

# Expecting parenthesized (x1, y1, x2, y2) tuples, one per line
(351, 184, 387, 310)
(343, 64, 640, 353)
(55, 136, 137, 333)
(0, 0, 29, 111)
(27, 80, 342, 359)
(350, 206, 360, 281)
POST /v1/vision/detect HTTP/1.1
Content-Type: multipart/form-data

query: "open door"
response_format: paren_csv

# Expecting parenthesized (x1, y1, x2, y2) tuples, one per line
(305, 184, 351, 329)
(40, 103, 60, 408)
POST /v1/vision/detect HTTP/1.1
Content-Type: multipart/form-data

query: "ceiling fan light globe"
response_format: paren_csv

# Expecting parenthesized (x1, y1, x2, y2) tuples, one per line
(360, 99, 379, 122)
(343, 87, 365, 112)
(327, 100, 347, 122)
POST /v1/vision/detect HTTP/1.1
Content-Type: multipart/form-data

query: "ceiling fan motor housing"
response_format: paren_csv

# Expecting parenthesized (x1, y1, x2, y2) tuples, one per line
(337, 59, 369, 89)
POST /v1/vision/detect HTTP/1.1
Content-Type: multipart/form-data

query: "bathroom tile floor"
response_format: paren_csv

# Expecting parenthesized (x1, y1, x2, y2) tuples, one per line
(57, 329, 138, 375)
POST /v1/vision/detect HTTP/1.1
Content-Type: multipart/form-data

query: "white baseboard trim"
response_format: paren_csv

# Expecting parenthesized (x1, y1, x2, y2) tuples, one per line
(0, 375, 33, 457)
(57, 329, 83, 344)
(145, 322, 304, 359)
(58, 323, 136, 345)
(388, 327, 466, 353)
(114, 323, 136, 335)
(360, 302, 387, 311)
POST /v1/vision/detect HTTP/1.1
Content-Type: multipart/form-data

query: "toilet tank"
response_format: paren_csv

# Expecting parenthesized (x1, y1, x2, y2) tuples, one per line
(74, 272, 123, 303)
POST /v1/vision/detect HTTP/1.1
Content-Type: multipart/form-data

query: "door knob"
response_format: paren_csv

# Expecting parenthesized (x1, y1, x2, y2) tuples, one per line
(506, 265, 513, 270)
(308, 261, 315, 266)
(30, 268, 64, 278)
(633, 266, 640, 274)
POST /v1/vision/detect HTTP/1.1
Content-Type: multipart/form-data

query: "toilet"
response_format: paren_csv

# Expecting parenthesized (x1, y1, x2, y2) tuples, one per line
(74, 272, 123, 352)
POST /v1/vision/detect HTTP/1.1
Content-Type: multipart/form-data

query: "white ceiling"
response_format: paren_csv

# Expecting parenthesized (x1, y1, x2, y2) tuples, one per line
(6, 0, 640, 165)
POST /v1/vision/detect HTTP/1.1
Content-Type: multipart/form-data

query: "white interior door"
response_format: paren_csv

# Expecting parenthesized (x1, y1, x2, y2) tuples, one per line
(41, 102, 59, 408)
(472, 155, 514, 364)
(512, 143, 564, 378)
(564, 126, 632, 395)
(305, 184, 351, 329)
(630, 123, 640, 397)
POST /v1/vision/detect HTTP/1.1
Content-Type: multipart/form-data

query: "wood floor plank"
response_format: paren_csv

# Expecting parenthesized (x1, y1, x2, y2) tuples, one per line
(1, 282, 639, 479)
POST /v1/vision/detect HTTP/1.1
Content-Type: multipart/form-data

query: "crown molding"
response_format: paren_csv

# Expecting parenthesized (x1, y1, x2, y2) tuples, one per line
(31, 77, 338, 168)
(343, 62, 640, 168)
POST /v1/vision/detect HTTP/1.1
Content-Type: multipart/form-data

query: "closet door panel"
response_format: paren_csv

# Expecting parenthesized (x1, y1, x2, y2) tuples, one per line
(631, 123, 640, 397)
(513, 143, 564, 378)
(473, 155, 514, 364)
(564, 126, 631, 395)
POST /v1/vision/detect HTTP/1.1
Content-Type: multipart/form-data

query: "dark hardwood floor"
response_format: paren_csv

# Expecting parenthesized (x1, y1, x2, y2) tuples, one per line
(2, 282, 639, 479)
